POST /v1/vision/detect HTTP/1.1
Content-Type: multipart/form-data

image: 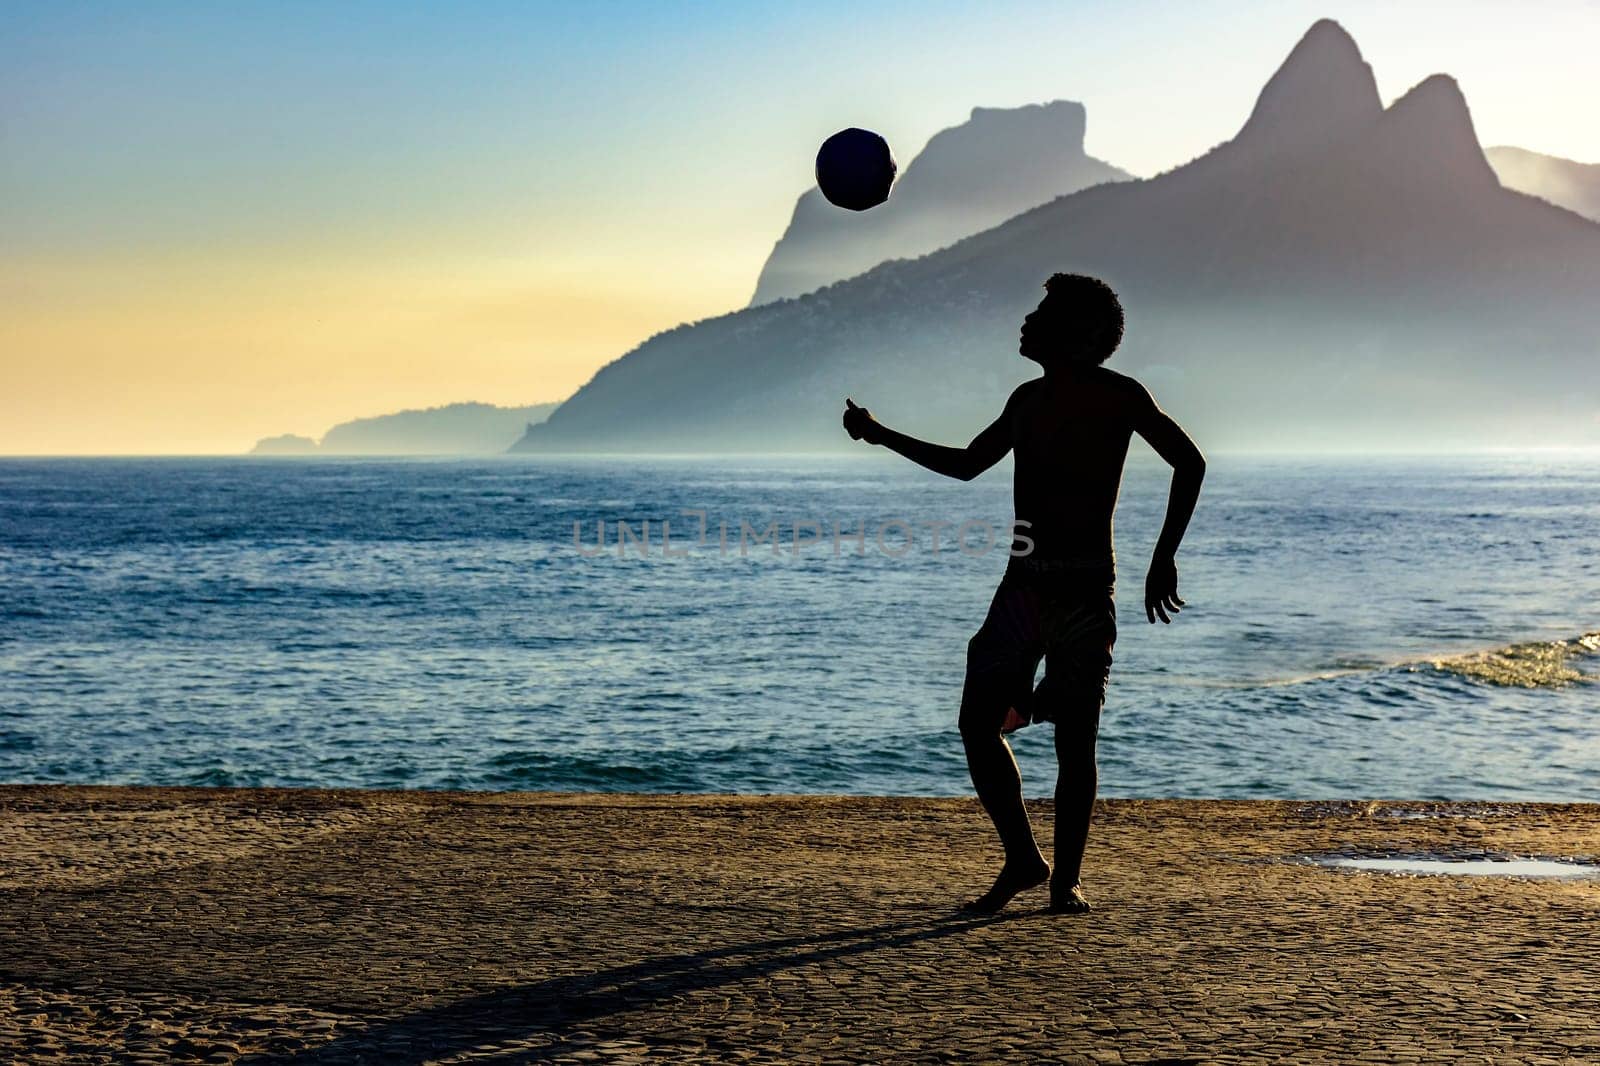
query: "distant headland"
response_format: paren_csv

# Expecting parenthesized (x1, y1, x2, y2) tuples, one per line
(249, 401, 559, 456)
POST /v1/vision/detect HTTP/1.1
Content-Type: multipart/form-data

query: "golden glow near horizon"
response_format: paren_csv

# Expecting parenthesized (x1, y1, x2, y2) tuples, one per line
(3, 248, 752, 454)
(3, 1, 1597, 454)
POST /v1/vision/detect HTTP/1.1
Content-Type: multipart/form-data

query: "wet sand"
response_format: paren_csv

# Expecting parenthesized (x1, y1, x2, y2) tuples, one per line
(2, 787, 1597, 1064)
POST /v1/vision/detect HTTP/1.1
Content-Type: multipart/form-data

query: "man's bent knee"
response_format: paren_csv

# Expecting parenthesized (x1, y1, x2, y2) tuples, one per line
(960, 632, 1015, 741)
(958, 695, 1005, 741)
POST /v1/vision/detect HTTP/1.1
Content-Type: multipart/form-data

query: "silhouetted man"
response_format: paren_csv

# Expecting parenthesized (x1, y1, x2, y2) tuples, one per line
(842, 274, 1205, 913)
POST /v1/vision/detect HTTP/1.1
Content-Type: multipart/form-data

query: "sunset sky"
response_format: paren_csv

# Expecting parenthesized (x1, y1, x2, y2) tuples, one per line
(4, 1, 1597, 454)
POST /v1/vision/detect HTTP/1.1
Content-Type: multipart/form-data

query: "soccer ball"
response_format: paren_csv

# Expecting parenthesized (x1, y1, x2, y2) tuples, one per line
(815, 128, 896, 211)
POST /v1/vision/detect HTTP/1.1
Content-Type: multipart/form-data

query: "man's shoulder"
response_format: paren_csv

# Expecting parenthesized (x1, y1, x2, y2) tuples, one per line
(1002, 377, 1045, 412)
(1093, 366, 1147, 392)
(1090, 367, 1157, 408)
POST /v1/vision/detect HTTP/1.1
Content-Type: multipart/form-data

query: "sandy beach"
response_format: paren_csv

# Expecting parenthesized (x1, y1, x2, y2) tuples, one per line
(2, 787, 1597, 1064)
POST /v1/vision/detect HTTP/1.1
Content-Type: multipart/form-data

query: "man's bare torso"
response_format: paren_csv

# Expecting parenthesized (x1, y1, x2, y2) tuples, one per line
(1008, 366, 1148, 561)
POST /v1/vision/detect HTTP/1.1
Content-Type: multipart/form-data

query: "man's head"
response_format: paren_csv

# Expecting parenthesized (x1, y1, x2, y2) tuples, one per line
(1018, 273, 1124, 366)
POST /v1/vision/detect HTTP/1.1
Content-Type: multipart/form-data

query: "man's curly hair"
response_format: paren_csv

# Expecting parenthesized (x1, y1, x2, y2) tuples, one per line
(1041, 273, 1124, 364)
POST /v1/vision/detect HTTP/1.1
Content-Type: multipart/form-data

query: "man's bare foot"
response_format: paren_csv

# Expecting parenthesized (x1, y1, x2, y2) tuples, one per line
(1046, 882, 1093, 914)
(961, 854, 1050, 913)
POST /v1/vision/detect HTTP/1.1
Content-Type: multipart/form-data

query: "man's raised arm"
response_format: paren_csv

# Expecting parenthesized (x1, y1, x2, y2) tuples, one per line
(1130, 385, 1206, 624)
(843, 394, 1015, 482)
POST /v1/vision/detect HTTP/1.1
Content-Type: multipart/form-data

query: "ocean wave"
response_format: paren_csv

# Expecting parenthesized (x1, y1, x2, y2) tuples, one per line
(1427, 631, 1600, 689)
(1193, 634, 1600, 693)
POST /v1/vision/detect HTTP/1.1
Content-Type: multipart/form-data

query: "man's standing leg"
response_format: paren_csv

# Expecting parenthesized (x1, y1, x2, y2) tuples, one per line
(1049, 704, 1100, 912)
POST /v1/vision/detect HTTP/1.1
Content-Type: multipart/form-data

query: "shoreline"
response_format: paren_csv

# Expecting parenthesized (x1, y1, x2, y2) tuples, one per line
(4, 787, 1598, 1062)
(7, 782, 1600, 807)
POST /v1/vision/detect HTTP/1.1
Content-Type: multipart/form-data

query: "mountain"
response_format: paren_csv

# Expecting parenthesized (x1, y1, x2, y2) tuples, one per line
(1487, 146, 1600, 223)
(511, 20, 1600, 455)
(749, 101, 1131, 306)
(250, 401, 558, 456)
(249, 434, 319, 456)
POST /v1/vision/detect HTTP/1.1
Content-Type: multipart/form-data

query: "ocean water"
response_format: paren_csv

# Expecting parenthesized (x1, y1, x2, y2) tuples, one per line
(1, 454, 1597, 800)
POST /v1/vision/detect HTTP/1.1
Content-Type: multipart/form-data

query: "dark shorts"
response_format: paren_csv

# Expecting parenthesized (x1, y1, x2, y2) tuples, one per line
(962, 556, 1117, 731)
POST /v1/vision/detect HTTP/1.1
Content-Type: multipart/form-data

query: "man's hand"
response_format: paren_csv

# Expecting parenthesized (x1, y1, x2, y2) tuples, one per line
(842, 398, 881, 444)
(1145, 555, 1186, 624)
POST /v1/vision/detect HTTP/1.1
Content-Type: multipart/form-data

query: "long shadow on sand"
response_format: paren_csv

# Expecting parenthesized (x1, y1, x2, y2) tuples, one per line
(246, 910, 1017, 1064)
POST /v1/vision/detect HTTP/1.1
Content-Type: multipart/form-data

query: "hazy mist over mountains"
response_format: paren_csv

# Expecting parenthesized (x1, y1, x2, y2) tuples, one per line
(511, 20, 1600, 455)
(750, 101, 1130, 306)
(252, 402, 556, 456)
(1487, 146, 1600, 224)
